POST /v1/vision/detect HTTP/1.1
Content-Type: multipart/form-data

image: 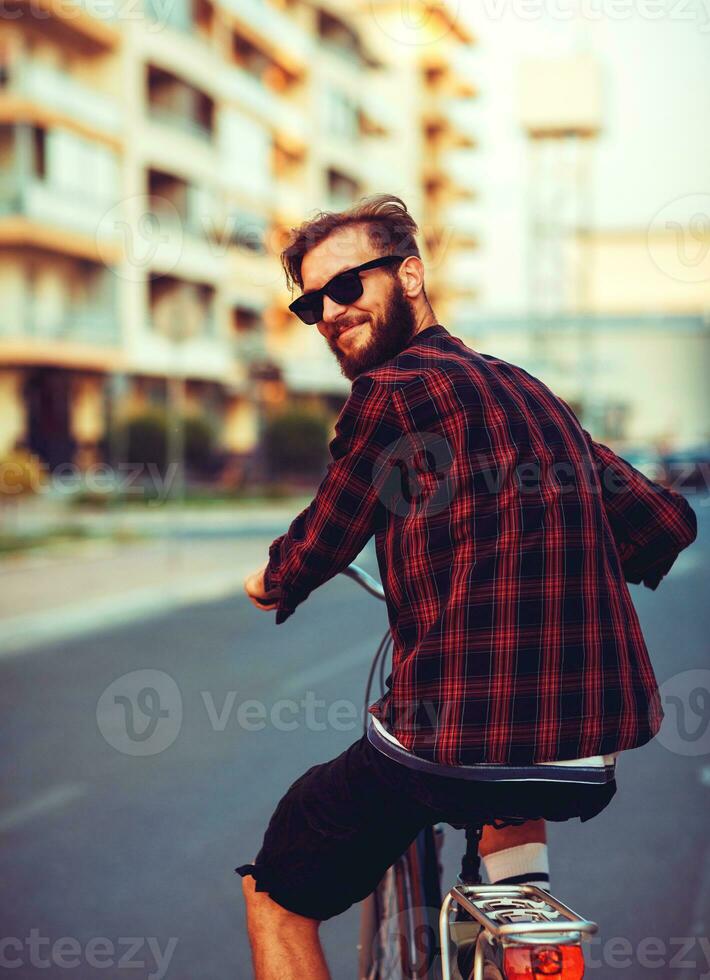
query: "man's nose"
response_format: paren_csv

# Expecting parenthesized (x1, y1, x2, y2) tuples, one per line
(321, 294, 349, 324)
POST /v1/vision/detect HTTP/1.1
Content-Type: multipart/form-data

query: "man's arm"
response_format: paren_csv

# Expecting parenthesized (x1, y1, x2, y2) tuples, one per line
(583, 431, 698, 589)
(263, 374, 403, 625)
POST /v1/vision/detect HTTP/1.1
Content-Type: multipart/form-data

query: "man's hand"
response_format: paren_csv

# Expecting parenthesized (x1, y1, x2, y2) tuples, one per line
(244, 564, 279, 611)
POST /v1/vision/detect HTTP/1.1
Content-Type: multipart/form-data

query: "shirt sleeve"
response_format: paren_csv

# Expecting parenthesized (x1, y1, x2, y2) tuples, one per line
(263, 375, 403, 624)
(583, 431, 698, 589)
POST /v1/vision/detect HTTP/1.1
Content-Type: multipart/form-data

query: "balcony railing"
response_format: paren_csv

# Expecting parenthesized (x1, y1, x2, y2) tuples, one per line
(5, 59, 121, 135)
(232, 329, 269, 363)
(224, 67, 307, 145)
(359, 90, 397, 136)
(0, 176, 119, 241)
(146, 193, 219, 241)
(221, 0, 313, 65)
(444, 102, 478, 145)
(147, 106, 214, 143)
(0, 308, 120, 344)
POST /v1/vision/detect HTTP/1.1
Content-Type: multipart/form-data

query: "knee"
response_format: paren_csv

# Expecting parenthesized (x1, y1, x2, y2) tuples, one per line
(241, 872, 297, 923)
(241, 872, 321, 935)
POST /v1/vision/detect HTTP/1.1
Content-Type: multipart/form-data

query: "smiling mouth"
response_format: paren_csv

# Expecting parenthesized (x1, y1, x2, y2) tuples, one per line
(338, 321, 366, 340)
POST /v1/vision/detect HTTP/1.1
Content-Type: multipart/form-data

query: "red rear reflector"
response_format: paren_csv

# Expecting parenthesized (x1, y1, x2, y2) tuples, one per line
(503, 944, 585, 978)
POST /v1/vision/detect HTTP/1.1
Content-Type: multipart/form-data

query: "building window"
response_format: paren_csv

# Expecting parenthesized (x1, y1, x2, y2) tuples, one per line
(232, 306, 261, 333)
(327, 168, 359, 209)
(323, 88, 359, 141)
(33, 127, 46, 179)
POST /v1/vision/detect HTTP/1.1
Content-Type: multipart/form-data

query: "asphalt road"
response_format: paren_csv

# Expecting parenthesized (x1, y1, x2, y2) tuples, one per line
(1, 492, 709, 979)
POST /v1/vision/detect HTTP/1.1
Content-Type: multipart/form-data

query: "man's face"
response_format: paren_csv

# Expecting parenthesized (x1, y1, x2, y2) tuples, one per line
(300, 226, 419, 381)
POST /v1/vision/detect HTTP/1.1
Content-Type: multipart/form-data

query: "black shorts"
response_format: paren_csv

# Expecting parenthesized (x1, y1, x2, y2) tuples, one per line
(236, 734, 617, 922)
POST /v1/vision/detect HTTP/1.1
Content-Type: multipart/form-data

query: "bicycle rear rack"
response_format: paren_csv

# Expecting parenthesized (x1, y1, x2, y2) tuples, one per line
(440, 884, 598, 980)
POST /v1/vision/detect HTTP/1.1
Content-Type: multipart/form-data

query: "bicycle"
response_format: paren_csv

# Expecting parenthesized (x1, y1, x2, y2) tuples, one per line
(343, 562, 599, 980)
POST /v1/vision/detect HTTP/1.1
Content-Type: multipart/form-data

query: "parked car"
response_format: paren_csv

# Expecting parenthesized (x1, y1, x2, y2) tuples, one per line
(613, 445, 666, 483)
(659, 443, 710, 491)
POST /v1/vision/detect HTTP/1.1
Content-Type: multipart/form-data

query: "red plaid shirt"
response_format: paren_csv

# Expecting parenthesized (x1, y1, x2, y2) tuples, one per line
(263, 323, 698, 765)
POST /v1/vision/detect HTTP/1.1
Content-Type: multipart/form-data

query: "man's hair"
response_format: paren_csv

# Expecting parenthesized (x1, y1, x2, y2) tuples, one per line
(279, 193, 423, 295)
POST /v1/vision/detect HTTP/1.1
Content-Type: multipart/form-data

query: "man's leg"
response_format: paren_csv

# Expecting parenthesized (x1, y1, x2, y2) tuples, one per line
(242, 873, 330, 980)
(479, 818, 549, 890)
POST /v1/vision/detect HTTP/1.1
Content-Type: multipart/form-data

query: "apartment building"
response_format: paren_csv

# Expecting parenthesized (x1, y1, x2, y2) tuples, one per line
(0, 0, 481, 479)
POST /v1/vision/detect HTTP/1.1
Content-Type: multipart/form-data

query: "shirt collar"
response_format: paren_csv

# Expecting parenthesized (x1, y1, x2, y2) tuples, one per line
(406, 323, 448, 346)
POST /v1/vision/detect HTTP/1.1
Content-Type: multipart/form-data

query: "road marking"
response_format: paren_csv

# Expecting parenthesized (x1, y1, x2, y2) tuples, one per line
(0, 783, 86, 833)
(274, 635, 389, 698)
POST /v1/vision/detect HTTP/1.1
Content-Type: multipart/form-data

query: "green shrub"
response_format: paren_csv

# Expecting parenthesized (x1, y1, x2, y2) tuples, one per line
(114, 406, 218, 477)
(183, 412, 218, 474)
(263, 407, 331, 478)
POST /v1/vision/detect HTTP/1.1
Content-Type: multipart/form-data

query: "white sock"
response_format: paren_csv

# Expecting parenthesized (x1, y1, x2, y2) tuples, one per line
(481, 841, 550, 893)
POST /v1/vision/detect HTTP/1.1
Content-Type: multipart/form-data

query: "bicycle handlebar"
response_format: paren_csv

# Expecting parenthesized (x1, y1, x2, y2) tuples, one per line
(341, 563, 386, 601)
(251, 562, 385, 608)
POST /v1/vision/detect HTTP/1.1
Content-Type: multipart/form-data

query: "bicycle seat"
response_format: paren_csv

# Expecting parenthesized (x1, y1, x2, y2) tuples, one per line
(448, 814, 531, 832)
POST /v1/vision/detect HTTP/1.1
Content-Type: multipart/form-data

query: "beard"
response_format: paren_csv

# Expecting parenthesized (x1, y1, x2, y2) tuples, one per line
(325, 278, 419, 382)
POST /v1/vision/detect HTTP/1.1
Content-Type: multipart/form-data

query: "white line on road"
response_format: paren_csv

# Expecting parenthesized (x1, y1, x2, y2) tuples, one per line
(273, 635, 389, 698)
(0, 783, 87, 834)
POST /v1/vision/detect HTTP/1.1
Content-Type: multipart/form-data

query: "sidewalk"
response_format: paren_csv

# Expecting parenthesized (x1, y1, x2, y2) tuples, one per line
(0, 495, 313, 538)
(0, 500, 311, 658)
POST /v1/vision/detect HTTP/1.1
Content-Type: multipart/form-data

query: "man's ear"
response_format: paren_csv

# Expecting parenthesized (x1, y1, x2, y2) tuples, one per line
(399, 255, 426, 299)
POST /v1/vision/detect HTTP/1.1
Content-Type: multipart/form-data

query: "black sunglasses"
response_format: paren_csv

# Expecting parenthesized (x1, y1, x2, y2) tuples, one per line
(288, 255, 406, 325)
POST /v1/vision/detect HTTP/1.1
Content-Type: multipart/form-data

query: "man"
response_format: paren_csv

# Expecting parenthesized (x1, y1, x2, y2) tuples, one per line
(239, 195, 698, 979)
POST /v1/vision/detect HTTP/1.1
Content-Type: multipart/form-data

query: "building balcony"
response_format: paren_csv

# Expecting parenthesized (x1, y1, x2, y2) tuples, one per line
(359, 89, 397, 137)
(9, 0, 120, 49)
(443, 103, 478, 148)
(0, 174, 120, 254)
(224, 67, 307, 150)
(146, 106, 213, 144)
(0, 306, 120, 345)
(422, 95, 478, 149)
(232, 328, 270, 364)
(5, 58, 121, 137)
(450, 47, 479, 99)
(219, 0, 313, 76)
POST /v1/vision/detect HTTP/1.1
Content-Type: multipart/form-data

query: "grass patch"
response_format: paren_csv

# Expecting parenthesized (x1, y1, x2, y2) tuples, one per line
(0, 525, 146, 556)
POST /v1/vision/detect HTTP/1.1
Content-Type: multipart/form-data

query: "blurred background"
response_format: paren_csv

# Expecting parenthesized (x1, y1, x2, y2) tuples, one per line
(0, 0, 708, 978)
